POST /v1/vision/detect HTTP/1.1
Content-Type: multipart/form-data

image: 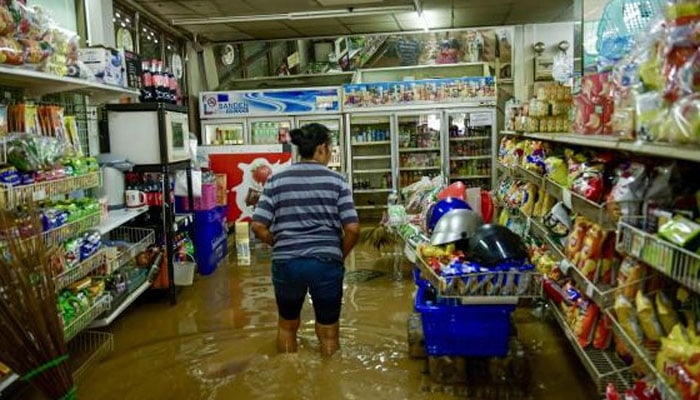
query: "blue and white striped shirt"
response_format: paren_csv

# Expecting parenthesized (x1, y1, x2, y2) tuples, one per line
(252, 162, 359, 262)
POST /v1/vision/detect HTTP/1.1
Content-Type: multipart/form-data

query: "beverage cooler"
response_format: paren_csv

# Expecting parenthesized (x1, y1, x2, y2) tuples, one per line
(199, 87, 344, 173)
(343, 76, 497, 223)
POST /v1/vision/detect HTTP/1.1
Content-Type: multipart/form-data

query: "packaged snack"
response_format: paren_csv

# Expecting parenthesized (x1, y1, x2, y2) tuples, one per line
(574, 300, 599, 348)
(571, 163, 606, 203)
(656, 292, 680, 335)
(63, 237, 82, 269)
(593, 313, 613, 350)
(544, 202, 572, 237)
(0, 36, 23, 65)
(565, 217, 590, 260)
(617, 257, 647, 300)
(606, 161, 647, 219)
(614, 294, 644, 344)
(578, 225, 606, 281)
(635, 290, 664, 341)
(658, 214, 700, 251)
(545, 156, 568, 186)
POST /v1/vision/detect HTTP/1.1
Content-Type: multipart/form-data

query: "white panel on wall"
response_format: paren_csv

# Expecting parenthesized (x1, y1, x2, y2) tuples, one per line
(28, 0, 78, 34)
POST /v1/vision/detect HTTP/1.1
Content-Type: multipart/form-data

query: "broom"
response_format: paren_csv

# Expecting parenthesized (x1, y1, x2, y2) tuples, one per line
(358, 225, 398, 252)
(0, 210, 75, 400)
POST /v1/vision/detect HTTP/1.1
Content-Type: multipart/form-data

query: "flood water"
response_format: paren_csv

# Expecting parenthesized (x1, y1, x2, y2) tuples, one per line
(61, 245, 598, 399)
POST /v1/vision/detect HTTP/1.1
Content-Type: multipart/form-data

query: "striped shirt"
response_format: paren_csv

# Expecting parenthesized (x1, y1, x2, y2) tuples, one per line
(252, 162, 359, 262)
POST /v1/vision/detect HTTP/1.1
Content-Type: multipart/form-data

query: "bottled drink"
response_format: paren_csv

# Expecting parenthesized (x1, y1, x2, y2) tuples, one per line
(140, 60, 153, 102)
(167, 68, 177, 104)
(153, 60, 165, 102)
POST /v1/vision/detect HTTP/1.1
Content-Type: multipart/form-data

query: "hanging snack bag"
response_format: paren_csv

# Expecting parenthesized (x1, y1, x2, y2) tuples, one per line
(636, 290, 665, 341)
(656, 292, 680, 335)
(593, 313, 613, 350)
(575, 300, 600, 348)
(578, 225, 606, 281)
(617, 257, 647, 300)
(614, 294, 644, 344)
(566, 217, 590, 260)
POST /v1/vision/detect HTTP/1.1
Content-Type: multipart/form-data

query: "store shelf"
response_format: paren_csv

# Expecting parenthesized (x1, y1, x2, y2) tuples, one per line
(97, 207, 149, 235)
(606, 309, 681, 400)
(0, 65, 139, 101)
(0, 172, 101, 209)
(54, 249, 107, 292)
(548, 299, 634, 394)
(500, 131, 700, 164)
(353, 188, 392, 194)
(104, 227, 156, 274)
(41, 212, 102, 247)
(89, 281, 151, 328)
(0, 373, 19, 393)
(399, 166, 441, 171)
(63, 294, 112, 342)
(352, 155, 391, 161)
(69, 331, 114, 384)
(450, 175, 491, 180)
(449, 136, 491, 142)
(175, 214, 194, 232)
(617, 217, 700, 294)
(356, 205, 388, 210)
(450, 155, 491, 161)
(354, 168, 392, 174)
(398, 147, 441, 153)
(351, 140, 391, 147)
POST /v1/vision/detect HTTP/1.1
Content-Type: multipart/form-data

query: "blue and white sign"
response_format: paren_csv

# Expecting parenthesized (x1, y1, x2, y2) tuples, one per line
(200, 88, 341, 118)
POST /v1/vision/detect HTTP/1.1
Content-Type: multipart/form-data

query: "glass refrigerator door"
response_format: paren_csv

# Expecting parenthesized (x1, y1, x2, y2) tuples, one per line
(446, 110, 495, 190)
(346, 113, 392, 222)
(249, 118, 293, 145)
(201, 120, 246, 146)
(295, 117, 343, 172)
(396, 112, 442, 190)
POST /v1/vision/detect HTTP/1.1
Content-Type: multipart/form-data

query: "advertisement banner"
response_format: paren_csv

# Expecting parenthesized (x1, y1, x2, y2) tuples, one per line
(342, 77, 496, 110)
(201, 88, 341, 118)
(208, 152, 293, 224)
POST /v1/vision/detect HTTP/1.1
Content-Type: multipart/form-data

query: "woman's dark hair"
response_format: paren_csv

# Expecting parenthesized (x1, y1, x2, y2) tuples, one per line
(290, 123, 331, 159)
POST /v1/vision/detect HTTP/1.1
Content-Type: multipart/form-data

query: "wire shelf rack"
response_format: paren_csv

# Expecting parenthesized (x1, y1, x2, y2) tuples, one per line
(103, 227, 156, 274)
(63, 293, 111, 342)
(54, 248, 107, 292)
(43, 212, 101, 247)
(0, 172, 101, 209)
(547, 300, 634, 394)
(617, 216, 700, 294)
(68, 330, 114, 384)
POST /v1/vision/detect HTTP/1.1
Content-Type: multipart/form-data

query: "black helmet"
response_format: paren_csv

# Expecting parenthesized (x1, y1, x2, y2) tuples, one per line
(467, 224, 528, 267)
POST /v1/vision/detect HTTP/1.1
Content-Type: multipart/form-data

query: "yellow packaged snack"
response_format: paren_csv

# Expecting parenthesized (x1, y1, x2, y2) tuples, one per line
(657, 292, 680, 335)
(614, 294, 644, 344)
(635, 290, 664, 341)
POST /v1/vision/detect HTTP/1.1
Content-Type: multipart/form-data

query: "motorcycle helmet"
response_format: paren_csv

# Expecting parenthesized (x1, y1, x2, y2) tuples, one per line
(467, 224, 528, 267)
(427, 197, 471, 234)
(430, 208, 484, 247)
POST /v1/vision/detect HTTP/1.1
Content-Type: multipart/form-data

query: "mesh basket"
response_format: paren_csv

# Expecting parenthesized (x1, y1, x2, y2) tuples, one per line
(596, 0, 665, 60)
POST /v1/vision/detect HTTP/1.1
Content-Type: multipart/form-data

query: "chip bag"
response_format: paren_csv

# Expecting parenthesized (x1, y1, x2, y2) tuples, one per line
(635, 290, 664, 341)
(614, 294, 644, 344)
(657, 292, 680, 335)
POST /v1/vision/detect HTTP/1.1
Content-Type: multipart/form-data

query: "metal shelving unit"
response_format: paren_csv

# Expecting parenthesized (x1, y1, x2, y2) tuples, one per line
(398, 147, 441, 153)
(69, 331, 114, 384)
(89, 281, 151, 328)
(0, 172, 101, 209)
(42, 212, 102, 247)
(351, 140, 391, 146)
(97, 207, 149, 235)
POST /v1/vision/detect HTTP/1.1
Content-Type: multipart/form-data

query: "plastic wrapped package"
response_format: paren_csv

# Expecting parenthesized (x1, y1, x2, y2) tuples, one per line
(0, 36, 23, 65)
(656, 292, 680, 334)
(635, 290, 665, 341)
(614, 294, 644, 344)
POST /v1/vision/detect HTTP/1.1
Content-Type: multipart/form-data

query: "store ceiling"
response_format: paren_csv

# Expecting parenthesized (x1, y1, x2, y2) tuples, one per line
(132, 0, 576, 42)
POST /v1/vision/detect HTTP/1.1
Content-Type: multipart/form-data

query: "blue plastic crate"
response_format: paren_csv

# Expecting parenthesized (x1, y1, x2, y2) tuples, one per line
(193, 206, 228, 275)
(414, 286, 514, 357)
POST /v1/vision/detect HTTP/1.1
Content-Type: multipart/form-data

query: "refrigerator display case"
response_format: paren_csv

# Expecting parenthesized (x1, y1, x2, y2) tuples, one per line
(249, 118, 293, 145)
(445, 109, 497, 190)
(202, 120, 246, 146)
(295, 116, 343, 173)
(346, 113, 393, 222)
(395, 112, 443, 190)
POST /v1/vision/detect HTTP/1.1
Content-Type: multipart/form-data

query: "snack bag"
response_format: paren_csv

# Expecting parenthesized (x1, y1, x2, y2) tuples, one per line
(657, 292, 680, 335)
(565, 217, 590, 260)
(635, 290, 664, 341)
(578, 225, 606, 281)
(617, 257, 647, 300)
(593, 313, 613, 350)
(545, 156, 568, 186)
(575, 300, 600, 348)
(614, 294, 644, 344)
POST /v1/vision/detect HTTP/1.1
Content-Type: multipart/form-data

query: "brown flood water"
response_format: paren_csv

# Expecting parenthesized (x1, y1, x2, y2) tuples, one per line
(62, 246, 597, 399)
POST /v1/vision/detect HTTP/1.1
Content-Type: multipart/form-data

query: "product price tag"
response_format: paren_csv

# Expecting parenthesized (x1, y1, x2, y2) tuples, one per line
(562, 188, 572, 209)
(404, 243, 417, 263)
(560, 259, 572, 274)
(585, 283, 595, 298)
(33, 189, 46, 202)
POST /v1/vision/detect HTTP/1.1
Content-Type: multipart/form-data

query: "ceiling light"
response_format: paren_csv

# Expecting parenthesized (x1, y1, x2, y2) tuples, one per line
(171, 5, 414, 25)
(125, 17, 130, 23)
(115, 12, 120, 18)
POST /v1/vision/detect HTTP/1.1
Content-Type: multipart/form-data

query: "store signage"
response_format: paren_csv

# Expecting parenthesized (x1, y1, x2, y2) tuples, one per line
(200, 88, 341, 118)
(469, 112, 493, 127)
(343, 76, 496, 110)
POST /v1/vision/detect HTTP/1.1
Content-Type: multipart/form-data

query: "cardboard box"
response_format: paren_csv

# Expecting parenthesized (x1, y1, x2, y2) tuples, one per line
(235, 221, 251, 266)
(78, 46, 125, 87)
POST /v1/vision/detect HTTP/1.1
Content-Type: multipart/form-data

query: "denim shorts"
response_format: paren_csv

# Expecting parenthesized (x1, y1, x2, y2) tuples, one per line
(271, 257, 345, 325)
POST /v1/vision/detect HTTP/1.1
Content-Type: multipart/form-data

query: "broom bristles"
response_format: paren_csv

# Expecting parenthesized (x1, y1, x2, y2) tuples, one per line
(0, 209, 75, 399)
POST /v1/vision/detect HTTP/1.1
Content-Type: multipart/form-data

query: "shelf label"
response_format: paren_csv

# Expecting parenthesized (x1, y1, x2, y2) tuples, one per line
(469, 112, 493, 127)
(33, 189, 46, 202)
(404, 243, 417, 263)
(560, 259, 572, 274)
(585, 283, 595, 298)
(562, 188, 572, 209)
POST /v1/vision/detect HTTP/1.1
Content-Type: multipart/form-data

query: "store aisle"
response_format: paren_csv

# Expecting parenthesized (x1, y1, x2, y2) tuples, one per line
(72, 246, 597, 400)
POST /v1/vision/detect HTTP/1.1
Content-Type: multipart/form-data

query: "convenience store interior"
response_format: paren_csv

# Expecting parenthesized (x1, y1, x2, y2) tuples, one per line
(1, 0, 700, 399)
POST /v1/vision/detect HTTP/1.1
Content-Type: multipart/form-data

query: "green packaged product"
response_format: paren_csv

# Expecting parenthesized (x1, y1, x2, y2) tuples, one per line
(658, 215, 700, 251)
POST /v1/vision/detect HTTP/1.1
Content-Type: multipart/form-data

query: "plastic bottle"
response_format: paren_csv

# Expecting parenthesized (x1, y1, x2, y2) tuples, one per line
(140, 60, 153, 102)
